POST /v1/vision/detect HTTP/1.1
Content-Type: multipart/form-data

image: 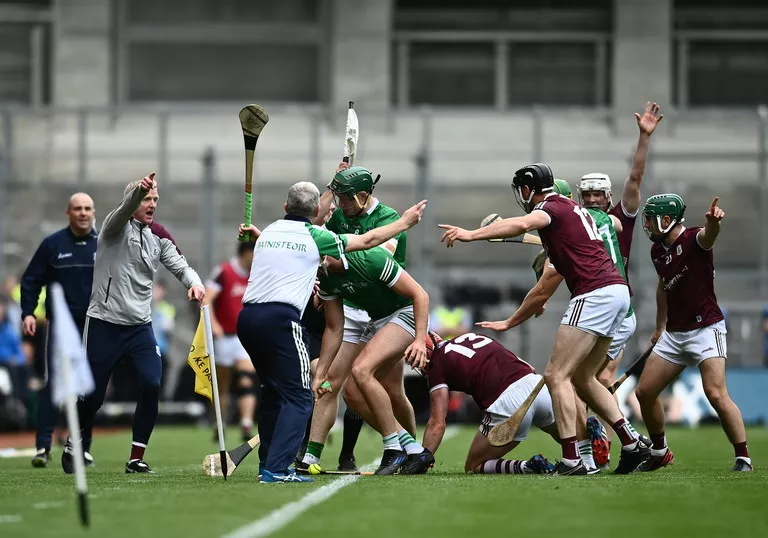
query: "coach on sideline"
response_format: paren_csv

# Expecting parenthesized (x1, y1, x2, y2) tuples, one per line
(21, 192, 97, 468)
(63, 172, 205, 475)
(237, 181, 426, 484)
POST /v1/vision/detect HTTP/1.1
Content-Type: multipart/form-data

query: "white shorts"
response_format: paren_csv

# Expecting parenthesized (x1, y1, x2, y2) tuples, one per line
(360, 305, 417, 344)
(343, 305, 371, 344)
(215, 335, 249, 368)
(653, 320, 727, 368)
(561, 283, 629, 338)
(479, 374, 555, 442)
(607, 311, 637, 360)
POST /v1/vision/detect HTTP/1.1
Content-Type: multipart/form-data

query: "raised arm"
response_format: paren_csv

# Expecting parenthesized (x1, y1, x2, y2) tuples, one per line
(155, 227, 204, 300)
(439, 211, 550, 247)
(344, 200, 427, 252)
(623, 102, 663, 215)
(422, 387, 449, 455)
(102, 173, 155, 239)
(696, 197, 724, 250)
(476, 261, 564, 332)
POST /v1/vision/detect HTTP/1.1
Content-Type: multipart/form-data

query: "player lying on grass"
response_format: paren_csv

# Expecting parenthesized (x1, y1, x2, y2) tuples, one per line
(635, 194, 752, 472)
(420, 332, 557, 475)
(309, 246, 433, 475)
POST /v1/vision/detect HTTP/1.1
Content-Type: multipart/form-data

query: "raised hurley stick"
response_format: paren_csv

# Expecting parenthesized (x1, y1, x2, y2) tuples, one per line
(238, 104, 269, 242)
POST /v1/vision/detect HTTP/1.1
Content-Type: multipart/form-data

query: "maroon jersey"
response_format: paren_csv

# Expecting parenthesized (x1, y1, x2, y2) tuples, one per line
(206, 258, 249, 335)
(609, 201, 637, 294)
(535, 194, 627, 297)
(651, 227, 724, 332)
(426, 333, 534, 409)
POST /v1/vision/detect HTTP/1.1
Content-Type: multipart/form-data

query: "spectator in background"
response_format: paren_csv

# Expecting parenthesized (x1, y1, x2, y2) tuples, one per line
(152, 280, 177, 363)
(430, 299, 474, 421)
(0, 294, 26, 407)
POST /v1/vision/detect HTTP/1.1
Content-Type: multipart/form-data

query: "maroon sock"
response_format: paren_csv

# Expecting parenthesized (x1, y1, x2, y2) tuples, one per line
(561, 436, 579, 460)
(734, 442, 749, 459)
(130, 443, 146, 461)
(650, 432, 667, 450)
(611, 419, 636, 446)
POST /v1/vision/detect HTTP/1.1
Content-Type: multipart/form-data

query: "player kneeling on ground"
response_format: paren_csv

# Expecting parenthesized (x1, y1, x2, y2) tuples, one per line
(420, 332, 557, 475)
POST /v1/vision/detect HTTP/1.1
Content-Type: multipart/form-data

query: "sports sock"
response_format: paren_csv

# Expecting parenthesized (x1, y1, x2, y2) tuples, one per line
(382, 433, 401, 451)
(577, 440, 595, 469)
(650, 432, 667, 450)
(561, 436, 579, 466)
(302, 441, 324, 465)
(340, 408, 364, 458)
(612, 418, 638, 450)
(482, 459, 529, 474)
(130, 442, 145, 462)
(734, 442, 749, 459)
(397, 429, 424, 455)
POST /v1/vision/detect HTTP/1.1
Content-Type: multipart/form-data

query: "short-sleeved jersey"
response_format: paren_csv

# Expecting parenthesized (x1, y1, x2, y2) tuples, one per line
(242, 217, 348, 316)
(651, 227, 724, 332)
(206, 258, 249, 335)
(586, 208, 633, 317)
(326, 200, 406, 266)
(534, 194, 627, 298)
(426, 333, 535, 410)
(318, 247, 410, 321)
(610, 201, 638, 294)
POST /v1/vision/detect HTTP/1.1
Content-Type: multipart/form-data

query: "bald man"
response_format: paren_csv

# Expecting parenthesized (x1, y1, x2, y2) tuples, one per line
(21, 192, 98, 468)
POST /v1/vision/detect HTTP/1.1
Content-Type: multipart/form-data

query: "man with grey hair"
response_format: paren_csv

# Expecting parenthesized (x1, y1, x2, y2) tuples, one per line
(237, 181, 427, 483)
(20, 192, 97, 468)
(63, 172, 205, 474)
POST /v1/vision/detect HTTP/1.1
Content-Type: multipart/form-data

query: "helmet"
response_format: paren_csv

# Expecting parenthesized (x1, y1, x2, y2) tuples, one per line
(412, 331, 443, 377)
(642, 193, 686, 242)
(511, 163, 555, 213)
(327, 166, 379, 196)
(553, 178, 572, 200)
(577, 173, 612, 209)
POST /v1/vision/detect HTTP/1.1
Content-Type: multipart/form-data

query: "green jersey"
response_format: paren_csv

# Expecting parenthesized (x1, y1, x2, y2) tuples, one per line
(317, 247, 410, 321)
(326, 200, 407, 267)
(585, 208, 633, 317)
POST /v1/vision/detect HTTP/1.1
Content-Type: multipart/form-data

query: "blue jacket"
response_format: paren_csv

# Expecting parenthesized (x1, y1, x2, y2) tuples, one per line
(0, 320, 23, 365)
(20, 226, 98, 329)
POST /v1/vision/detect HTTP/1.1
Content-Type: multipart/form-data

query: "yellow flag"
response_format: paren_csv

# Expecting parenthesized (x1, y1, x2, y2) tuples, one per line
(187, 312, 213, 401)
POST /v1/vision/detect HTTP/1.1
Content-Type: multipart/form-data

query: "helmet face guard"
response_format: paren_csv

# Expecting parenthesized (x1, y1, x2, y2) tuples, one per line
(512, 163, 555, 213)
(642, 193, 686, 243)
(327, 166, 381, 215)
(577, 173, 612, 210)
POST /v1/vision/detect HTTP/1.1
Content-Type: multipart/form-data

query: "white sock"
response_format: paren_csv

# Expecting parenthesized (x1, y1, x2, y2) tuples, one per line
(241, 418, 253, 429)
(397, 429, 424, 455)
(736, 456, 752, 465)
(302, 453, 320, 465)
(578, 440, 595, 469)
(383, 433, 401, 451)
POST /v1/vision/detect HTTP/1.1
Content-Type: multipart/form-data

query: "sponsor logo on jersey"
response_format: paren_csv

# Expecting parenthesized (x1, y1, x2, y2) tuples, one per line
(57, 252, 72, 259)
(663, 265, 689, 291)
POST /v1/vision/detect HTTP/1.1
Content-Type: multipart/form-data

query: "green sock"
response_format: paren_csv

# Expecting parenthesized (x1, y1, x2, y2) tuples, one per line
(397, 429, 424, 455)
(302, 441, 324, 465)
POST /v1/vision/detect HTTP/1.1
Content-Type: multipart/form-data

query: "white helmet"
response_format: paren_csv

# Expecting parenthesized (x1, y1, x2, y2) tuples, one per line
(577, 173, 612, 209)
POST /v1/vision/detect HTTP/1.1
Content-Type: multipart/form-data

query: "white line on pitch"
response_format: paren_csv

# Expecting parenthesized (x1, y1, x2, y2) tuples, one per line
(0, 515, 22, 524)
(222, 427, 459, 538)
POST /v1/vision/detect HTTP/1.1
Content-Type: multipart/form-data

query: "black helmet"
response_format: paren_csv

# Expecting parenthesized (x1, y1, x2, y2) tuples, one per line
(511, 163, 555, 213)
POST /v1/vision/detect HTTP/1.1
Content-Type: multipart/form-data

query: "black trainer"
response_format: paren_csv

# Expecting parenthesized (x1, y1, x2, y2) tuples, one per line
(552, 461, 588, 476)
(399, 449, 435, 475)
(31, 448, 50, 468)
(337, 454, 358, 472)
(294, 460, 311, 475)
(61, 439, 95, 474)
(125, 459, 155, 474)
(732, 458, 753, 472)
(614, 444, 651, 474)
(374, 449, 407, 475)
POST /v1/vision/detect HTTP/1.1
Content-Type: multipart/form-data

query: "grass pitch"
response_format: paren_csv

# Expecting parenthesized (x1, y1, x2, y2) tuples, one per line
(1, 425, 766, 538)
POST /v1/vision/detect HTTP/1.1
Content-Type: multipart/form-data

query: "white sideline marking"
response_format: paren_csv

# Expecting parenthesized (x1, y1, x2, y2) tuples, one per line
(33, 501, 65, 510)
(0, 515, 22, 523)
(222, 428, 458, 538)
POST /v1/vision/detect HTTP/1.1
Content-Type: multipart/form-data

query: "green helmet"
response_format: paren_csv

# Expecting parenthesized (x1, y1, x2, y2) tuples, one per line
(642, 193, 686, 241)
(327, 166, 379, 196)
(553, 179, 572, 200)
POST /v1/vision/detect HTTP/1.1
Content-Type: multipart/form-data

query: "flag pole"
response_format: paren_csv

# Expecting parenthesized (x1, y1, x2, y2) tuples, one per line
(201, 305, 227, 480)
(57, 315, 90, 527)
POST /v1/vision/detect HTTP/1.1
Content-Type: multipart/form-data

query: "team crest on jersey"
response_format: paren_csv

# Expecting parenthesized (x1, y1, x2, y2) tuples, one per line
(676, 245, 683, 256)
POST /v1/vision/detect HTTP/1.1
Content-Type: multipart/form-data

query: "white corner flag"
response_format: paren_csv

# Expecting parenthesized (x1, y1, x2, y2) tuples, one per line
(50, 283, 94, 527)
